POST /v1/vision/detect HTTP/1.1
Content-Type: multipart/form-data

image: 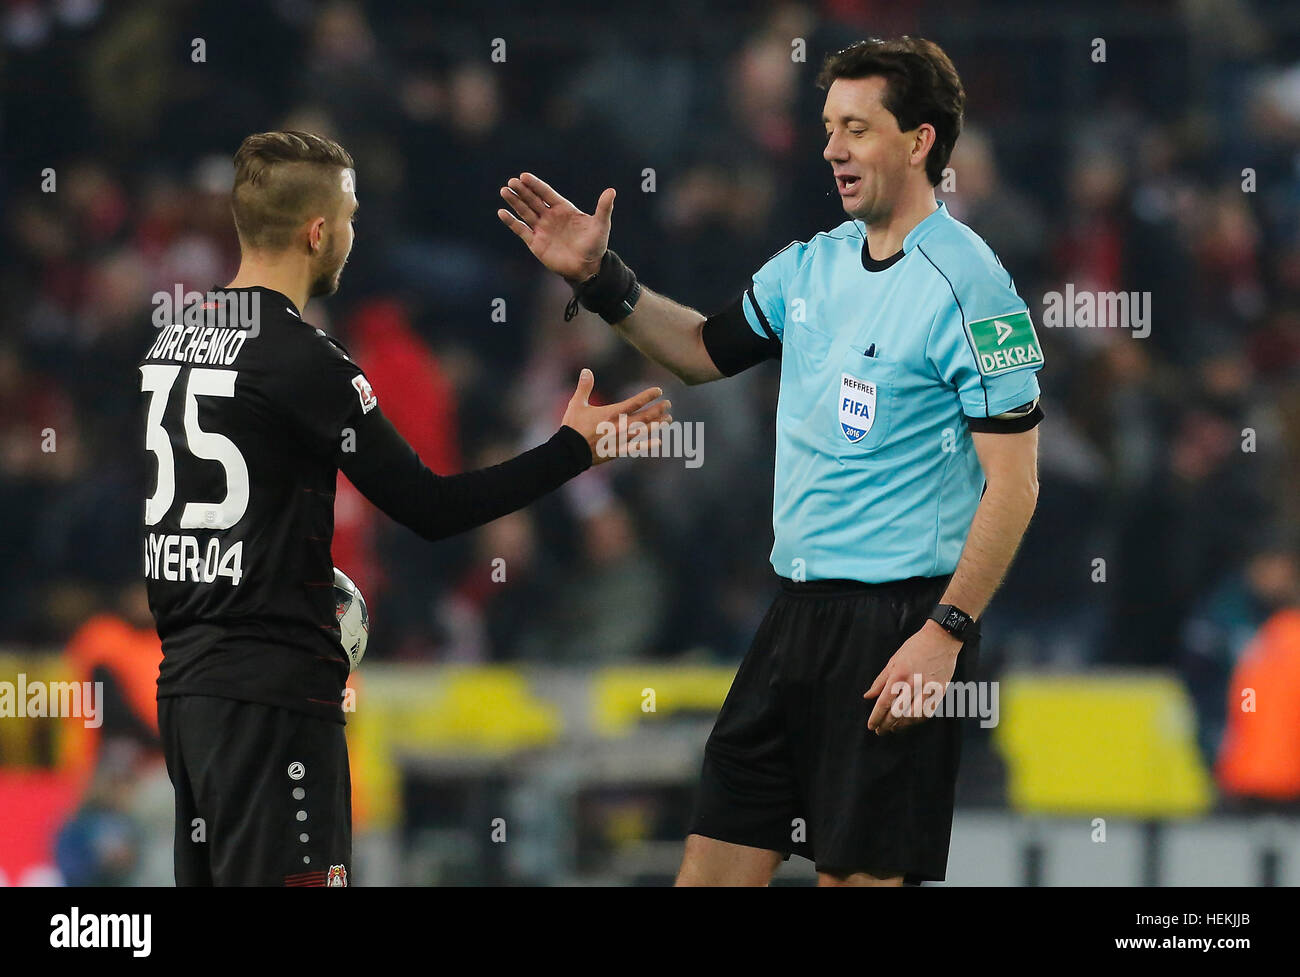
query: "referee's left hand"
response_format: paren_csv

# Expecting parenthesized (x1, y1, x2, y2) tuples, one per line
(864, 622, 963, 735)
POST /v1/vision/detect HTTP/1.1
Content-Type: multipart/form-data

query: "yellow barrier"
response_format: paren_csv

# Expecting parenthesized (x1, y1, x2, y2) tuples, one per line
(994, 672, 1213, 816)
(348, 666, 563, 829)
(0, 654, 75, 770)
(591, 666, 734, 736)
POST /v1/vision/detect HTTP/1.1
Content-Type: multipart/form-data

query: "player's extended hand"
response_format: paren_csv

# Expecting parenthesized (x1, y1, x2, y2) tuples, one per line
(864, 622, 963, 735)
(498, 172, 614, 283)
(561, 369, 671, 467)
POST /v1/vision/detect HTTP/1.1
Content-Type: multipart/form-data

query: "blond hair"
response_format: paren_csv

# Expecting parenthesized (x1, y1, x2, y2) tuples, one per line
(231, 131, 354, 251)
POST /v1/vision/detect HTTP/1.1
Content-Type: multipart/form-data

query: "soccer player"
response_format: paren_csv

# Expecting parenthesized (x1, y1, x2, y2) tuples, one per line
(498, 37, 1043, 886)
(139, 131, 669, 886)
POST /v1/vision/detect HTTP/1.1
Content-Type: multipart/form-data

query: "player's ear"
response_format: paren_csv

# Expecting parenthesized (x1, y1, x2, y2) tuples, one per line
(306, 216, 326, 253)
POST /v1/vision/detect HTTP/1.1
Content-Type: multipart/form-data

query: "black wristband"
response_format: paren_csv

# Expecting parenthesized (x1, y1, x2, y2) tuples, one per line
(929, 604, 978, 640)
(564, 249, 641, 324)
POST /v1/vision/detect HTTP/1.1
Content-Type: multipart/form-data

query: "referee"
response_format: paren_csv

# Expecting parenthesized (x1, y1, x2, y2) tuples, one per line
(499, 37, 1043, 886)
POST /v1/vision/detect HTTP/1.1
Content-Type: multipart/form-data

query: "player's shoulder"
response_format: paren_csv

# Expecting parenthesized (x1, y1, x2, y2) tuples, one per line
(911, 206, 1022, 313)
(280, 314, 361, 372)
(233, 286, 357, 367)
(308, 324, 358, 364)
(266, 319, 376, 413)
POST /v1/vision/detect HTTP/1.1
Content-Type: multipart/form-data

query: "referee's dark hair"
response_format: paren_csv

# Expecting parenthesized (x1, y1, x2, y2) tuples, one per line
(231, 131, 355, 251)
(816, 37, 966, 187)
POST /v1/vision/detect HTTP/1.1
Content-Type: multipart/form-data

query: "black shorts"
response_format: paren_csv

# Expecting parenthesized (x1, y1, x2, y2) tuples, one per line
(158, 694, 352, 886)
(688, 575, 979, 882)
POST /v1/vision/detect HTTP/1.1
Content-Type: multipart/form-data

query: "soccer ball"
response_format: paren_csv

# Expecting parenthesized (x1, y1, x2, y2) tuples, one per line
(333, 567, 369, 672)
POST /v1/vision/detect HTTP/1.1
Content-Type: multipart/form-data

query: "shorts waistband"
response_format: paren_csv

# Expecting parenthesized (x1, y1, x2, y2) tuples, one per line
(776, 574, 949, 597)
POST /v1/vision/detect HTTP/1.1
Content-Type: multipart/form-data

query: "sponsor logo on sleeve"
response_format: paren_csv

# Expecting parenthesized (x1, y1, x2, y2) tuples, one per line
(968, 310, 1043, 376)
(351, 374, 377, 414)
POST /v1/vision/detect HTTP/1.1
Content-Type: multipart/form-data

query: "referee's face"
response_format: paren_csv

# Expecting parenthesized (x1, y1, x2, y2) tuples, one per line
(822, 76, 912, 224)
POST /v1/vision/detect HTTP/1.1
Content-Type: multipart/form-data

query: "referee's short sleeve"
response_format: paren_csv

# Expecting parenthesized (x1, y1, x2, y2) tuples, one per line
(926, 273, 1045, 429)
(741, 240, 807, 346)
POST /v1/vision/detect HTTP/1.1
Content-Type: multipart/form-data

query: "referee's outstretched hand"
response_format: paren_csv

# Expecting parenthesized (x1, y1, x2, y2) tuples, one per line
(561, 369, 671, 467)
(498, 172, 614, 283)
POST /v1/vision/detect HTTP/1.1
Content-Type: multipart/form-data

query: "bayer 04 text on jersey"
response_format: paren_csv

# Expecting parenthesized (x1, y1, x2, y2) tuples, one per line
(144, 532, 245, 585)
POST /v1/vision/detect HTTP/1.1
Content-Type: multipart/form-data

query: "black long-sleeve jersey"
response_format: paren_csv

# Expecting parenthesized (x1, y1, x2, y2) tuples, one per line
(138, 286, 591, 723)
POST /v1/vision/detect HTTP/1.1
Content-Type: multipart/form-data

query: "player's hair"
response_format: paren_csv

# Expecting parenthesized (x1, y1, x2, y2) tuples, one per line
(231, 131, 355, 251)
(816, 37, 965, 187)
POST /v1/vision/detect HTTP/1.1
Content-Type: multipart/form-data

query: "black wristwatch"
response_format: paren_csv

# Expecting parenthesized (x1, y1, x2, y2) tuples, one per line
(929, 604, 977, 641)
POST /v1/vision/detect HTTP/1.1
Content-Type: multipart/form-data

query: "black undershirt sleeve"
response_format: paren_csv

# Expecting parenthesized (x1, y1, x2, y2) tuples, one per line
(701, 293, 781, 377)
(340, 412, 592, 542)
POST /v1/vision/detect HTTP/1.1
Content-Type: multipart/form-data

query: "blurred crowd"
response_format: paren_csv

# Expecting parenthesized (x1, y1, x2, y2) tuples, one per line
(3, 0, 1300, 776)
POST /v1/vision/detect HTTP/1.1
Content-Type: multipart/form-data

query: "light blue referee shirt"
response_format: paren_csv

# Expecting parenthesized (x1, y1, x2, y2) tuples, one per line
(740, 201, 1044, 583)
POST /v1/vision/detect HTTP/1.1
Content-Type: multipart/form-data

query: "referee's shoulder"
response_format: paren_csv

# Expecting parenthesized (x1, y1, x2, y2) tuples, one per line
(911, 210, 1020, 310)
(809, 218, 862, 252)
(767, 219, 861, 267)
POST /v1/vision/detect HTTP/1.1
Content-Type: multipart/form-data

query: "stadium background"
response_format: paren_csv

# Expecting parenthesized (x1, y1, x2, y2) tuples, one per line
(2, 0, 1300, 885)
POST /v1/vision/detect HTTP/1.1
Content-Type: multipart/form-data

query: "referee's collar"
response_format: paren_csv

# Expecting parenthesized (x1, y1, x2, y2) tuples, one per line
(856, 200, 949, 271)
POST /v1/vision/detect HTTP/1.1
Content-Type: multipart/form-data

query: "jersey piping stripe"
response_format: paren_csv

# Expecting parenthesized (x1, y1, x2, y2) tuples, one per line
(916, 243, 990, 418)
(745, 286, 780, 344)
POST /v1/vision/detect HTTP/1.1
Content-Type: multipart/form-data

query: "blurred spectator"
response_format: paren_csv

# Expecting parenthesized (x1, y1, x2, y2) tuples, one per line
(54, 755, 144, 886)
(534, 495, 669, 663)
(944, 125, 1048, 286)
(1216, 601, 1300, 810)
(1184, 543, 1300, 765)
(56, 582, 171, 885)
(440, 510, 562, 662)
(61, 583, 162, 789)
(334, 298, 463, 659)
(1105, 407, 1267, 666)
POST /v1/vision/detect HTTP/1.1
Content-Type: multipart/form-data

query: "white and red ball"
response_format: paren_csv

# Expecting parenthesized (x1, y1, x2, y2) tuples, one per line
(332, 567, 369, 672)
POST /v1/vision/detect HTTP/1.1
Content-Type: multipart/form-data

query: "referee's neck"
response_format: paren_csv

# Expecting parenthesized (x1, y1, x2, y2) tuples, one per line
(862, 187, 938, 262)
